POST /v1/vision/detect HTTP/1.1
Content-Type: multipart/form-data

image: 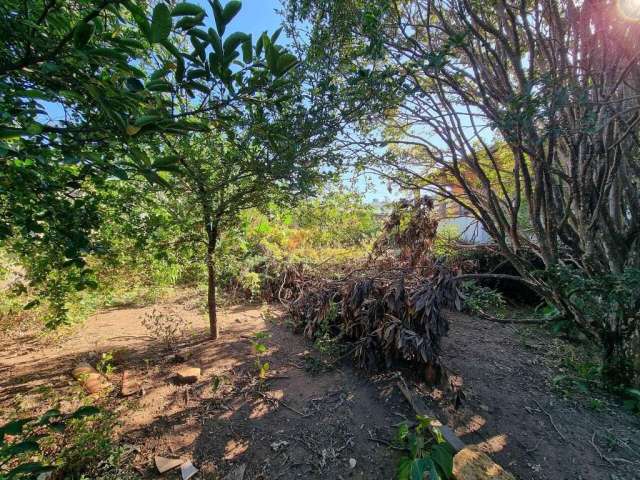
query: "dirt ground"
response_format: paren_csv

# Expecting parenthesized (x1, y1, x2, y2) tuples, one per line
(1, 292, 639, 479)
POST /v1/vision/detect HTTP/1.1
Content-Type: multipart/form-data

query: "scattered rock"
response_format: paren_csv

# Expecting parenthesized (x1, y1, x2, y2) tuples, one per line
(349, 458, 357, 469)
(175, 366, 201, 384)
(223, 463, 246, 480)
(270, 440, 289, 451)
(72, 362, 110, 395)
(120, 369, 141, 397)
(180, 460, 198, 480)
(154, 456, 183, 474)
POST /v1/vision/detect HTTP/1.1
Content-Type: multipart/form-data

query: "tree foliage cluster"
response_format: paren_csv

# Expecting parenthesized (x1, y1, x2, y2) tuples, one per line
(1, 0, 346, 335)
(286, 0, 640, 387)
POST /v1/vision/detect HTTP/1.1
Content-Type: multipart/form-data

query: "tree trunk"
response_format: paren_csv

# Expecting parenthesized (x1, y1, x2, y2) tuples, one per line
(206, 226, 219, 340)
(601, 326, 640, 389)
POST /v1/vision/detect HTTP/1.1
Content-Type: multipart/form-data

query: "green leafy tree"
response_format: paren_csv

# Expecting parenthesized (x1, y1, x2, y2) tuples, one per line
(287, 0, 640, 387)
(159, 113, 332, 338)
(0, 0, 304, 325)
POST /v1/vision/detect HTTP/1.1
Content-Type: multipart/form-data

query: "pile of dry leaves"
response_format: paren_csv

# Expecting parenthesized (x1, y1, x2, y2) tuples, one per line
(286, 196, 465, 381)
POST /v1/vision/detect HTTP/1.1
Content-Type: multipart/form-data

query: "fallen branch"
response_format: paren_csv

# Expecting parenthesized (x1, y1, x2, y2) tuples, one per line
(533, 399, 568, 443)
(590, 432, 615, 467)
(257, 391, 312, 418)
(475, 310, 550, 325)
(367, 435, 408, 452)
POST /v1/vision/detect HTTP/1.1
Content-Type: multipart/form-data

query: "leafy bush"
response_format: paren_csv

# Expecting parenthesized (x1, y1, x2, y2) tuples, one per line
(395, 416, 454, 480)
(140, 308, 191, 351)
(544, 266, 640, 387)
(461, 281, 507, 319)
(0, 406, 101, 479)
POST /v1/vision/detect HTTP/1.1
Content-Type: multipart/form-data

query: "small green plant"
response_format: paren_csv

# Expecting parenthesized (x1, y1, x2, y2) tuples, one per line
(588, 398, 604, 411)
(0, 406, 100, 479)
(395, 416, 454, 480)
(552, 346, 602, 396)
(303, 353, 332, 375)
(96, 352, 116, 376)
(461, 281, 506, 318)
(140, 308, 190, 351)
(251, 331, 271, 380)
(211, 375, 224, 393)
(623, 389, 640, 414)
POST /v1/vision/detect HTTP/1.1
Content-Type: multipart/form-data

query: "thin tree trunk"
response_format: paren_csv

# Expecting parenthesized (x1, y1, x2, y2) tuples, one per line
(206, 223, 219, 340)
(207, 246, 220, 340)
(601, 325, 640, 388)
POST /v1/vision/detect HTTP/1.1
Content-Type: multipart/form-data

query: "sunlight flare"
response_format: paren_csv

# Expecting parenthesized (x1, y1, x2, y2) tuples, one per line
(619, 0, 640, 20)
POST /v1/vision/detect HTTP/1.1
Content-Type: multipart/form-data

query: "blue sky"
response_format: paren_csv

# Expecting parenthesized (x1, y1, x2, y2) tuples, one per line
(218, 0, 284, 37)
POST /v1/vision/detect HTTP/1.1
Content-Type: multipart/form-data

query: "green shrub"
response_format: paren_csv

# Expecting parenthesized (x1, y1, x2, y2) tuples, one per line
(0, 406, 102, 479)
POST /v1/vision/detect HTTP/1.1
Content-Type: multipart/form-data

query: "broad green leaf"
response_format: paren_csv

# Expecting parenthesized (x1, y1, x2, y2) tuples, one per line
(223, 50, 239, 67)
(208, 28, 223, 56)
(122, 0, 150, 38)
(171, 2, 205, 16)
(175, 12, 205, 31)
(271, 26, 283, 43)
(431, 443, 454, 479)
(161, 39, 183, 60)
(211, 0, 225, 35)
(209, 51, 222, 70)
(73, 21, 95, 48)
(25, 123, 43, 135)
(175, 57, 185, 82)
(184, 81, 210, 94)
(274, 52, 297, 77)
(86, 48, 128, 62)
(190, 28, 209, 42)
(150, 67, 169, 81)
(223, 32, 249, 56)
(146, 80, 173, 92)
(187, 69, 208, 80)
(396, 457, 412, 480)
(222, 1, 242, 24)
(150, 3, 172, 43)
(256, 30, 267, 57)
(241, 36, 252, 63)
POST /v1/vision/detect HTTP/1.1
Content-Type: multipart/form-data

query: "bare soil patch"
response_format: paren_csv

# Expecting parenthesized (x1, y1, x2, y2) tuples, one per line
(1, 294, 639, 479)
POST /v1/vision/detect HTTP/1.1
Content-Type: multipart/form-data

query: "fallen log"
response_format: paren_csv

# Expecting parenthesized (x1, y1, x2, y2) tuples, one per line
(72, 362, 111, 395)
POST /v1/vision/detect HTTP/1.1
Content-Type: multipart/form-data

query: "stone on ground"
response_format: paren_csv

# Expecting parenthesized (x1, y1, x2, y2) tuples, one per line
(180, 460, 198, 480)
(72, 362, 110, 395)
(120, 369, 141, 396)
(154, 456, 183, 474)
(175, 366, 201, 384)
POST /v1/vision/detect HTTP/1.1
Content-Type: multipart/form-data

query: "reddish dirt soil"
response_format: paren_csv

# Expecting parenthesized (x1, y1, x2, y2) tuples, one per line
(1, 293, 639, 479)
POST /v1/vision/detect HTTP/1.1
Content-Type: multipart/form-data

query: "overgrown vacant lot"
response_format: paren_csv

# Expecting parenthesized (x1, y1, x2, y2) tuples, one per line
(2, 290, 639, 479)
(3, 0, 640, 478)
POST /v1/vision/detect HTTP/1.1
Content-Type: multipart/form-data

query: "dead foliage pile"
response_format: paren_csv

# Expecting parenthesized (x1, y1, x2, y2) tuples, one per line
(287, 197, 464, 378)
